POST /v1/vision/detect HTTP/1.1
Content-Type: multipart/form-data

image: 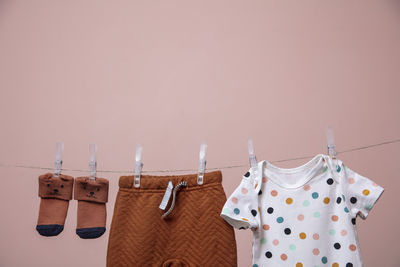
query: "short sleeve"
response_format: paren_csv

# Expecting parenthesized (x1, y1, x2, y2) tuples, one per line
(342, 165, 384, 219)
(221, 169, 261, 230)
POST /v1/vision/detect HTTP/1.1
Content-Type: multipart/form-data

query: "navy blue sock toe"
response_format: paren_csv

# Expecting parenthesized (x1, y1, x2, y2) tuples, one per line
(36, 224, 64, 236)
(76, 227, 106, 239)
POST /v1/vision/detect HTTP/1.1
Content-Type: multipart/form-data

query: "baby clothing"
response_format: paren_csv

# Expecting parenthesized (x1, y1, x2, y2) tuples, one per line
(74, 176, 109, 239)
(36, 173, 109, 239)
(221, 154, 384, 267)
(107, 171, 237, 267)
(36, 173, 74, 236)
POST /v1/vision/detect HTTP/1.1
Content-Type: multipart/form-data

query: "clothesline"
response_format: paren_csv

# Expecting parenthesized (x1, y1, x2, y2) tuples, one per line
(0, 139, 399, 174)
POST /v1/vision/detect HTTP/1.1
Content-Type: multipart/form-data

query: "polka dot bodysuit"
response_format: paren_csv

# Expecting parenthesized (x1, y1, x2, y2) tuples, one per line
(221, 154, 384, 267)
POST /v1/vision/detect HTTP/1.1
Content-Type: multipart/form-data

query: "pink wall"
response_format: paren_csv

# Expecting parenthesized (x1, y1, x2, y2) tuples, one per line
(0, 1, 399, 266)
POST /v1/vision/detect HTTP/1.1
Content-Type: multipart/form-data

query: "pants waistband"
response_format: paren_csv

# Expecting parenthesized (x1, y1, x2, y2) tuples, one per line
(119, 170, 222, 190)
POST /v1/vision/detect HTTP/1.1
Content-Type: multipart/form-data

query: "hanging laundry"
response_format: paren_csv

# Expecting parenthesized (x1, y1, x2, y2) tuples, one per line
(74, 176, 109, 239)
(36, 173, 74, 236)
(107, 171, 237, 266)
(221, 154, 384, 267)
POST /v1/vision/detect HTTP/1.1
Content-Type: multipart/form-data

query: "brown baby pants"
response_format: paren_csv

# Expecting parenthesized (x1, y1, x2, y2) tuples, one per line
(107, 171, 237, 267)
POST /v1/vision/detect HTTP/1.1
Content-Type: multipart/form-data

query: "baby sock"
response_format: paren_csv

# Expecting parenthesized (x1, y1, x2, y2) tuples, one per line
(36, 173, 74, 236)
(74, 176, 109, 239)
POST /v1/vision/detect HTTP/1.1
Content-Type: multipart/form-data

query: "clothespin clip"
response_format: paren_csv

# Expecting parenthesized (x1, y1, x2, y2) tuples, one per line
(53, 142, 64, 177)
(247, 138, 258, 175)
(326, 126, 337, 158)
(197, 141, 207, 185)
(326, 126, 341, 175)
(89, 143, 97, 181)
(133, 144, 143, 188)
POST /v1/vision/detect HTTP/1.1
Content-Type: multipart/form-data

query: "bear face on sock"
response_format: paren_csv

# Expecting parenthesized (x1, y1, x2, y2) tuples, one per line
(38, 173, 74, 200)
(74, 177, 109, 203)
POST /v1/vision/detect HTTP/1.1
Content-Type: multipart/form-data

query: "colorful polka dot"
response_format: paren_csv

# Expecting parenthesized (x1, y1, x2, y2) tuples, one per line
(336, 165, 341, 172)
(297, 214, 304, 221)
(313, 233, 320, 240)
(296, 263, 303, 267)
(267, 207, 274, 214)
(261, 238, 267, 244)
(331, 215, 339, 222)
(244, 172, 250, 177)
(280, 254, 287, 261)
(265, 251, 272, 258)
(270, 190, 278, 197)
(299, 232, 307, 239)
(231, 197, 238, 204)
(253, 265, 258, 267)
(286, 198, 293, 204)
(262, 177, 268, 183)
(277, 217, 284, 223)
(332, 263, 339, 267)
(284, 228, 291, 235)
(272, 239, 279, 246)
(313, 211, 321, 218)
(363, 189, 370, 196)
(222, 208, 230, 214)
(323, 197, 330, 204)
(251, 209, 257, 216)
(336, 197, 342, 204)
(351, 218, 356, 225)
(241, 188, 248, 194)
(234, 208, 240, 214)
(349, 244, 357, 251)
(262, 224, 270, 230)
(346, 263, 353, 267)
(365, 204, 373, 211)
(350, 197, 357, 204)
(344, 207, 350, 213)
(327, 178, 334, 185)
(348, 178, 355, 184)
(312, 192, 319, 199)
(341, 229, 347, 236)
(313, 248, 320, 255)
(321, 256, 328, 264)
(329, 229, 336, 236)
(303, 200, 310, 207)
(289, 244, 296, 251)
(334, 243, 341, 249)
(303, 184, 311, 191)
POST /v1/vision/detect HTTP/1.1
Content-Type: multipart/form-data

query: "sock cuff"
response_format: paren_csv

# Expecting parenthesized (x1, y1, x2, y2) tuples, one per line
(74, 177, 109, 203)
(38, 173, 74, 200)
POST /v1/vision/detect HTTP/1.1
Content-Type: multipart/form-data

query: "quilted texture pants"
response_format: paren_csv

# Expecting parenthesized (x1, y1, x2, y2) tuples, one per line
(107, 171, 237, 267)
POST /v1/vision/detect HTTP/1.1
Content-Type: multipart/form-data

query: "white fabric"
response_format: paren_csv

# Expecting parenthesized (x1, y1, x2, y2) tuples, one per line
(221, 154, 384, 267)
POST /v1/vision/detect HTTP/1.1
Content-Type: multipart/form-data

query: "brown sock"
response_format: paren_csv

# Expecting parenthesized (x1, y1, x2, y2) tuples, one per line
(36, 173, 74, 236)
(74, 176, 109, 239)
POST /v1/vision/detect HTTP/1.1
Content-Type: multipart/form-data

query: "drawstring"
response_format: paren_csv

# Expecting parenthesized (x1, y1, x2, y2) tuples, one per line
(162, 181, 187, 219)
